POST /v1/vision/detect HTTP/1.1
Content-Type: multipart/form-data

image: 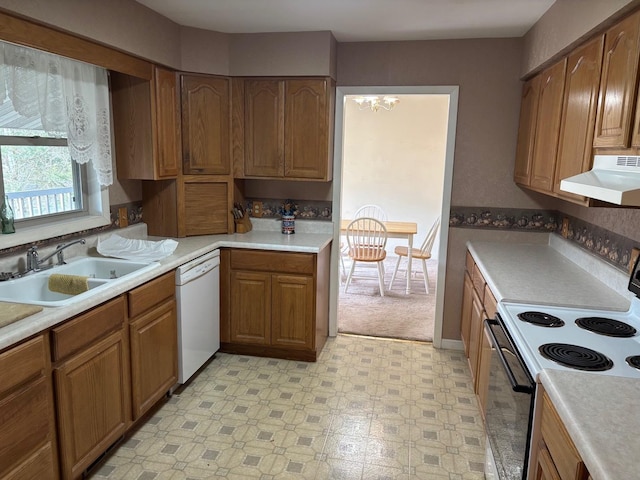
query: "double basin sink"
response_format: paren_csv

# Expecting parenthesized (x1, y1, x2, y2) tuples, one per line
(0, 257, 160, 307)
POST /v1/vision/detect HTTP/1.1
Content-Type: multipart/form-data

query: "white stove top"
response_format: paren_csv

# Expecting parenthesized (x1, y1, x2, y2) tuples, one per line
(498, 300, 640, 379)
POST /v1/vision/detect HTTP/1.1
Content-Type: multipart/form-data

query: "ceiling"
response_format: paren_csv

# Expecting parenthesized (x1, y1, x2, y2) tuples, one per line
(135, 0, 556, 42)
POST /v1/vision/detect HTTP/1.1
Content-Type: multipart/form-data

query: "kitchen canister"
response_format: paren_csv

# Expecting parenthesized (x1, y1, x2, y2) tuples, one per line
(281, 214, 295, 234)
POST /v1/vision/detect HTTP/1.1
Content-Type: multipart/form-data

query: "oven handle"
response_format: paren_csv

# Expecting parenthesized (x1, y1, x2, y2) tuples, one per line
(484, 318, 534, 394)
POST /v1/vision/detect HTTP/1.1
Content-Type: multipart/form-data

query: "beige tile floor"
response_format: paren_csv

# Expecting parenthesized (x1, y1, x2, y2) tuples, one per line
(89, 335, 486, 480)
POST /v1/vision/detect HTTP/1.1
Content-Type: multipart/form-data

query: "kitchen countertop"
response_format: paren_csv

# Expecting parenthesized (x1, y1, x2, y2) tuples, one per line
(467, 237, 635, 480)
(467, 241, 630, 311)
(540, 369, 640, 480)
(0, 230, 332, 352)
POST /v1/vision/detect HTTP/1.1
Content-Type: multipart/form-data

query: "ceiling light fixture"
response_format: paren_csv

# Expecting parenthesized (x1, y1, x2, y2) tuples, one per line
(353, 95, 400, 112)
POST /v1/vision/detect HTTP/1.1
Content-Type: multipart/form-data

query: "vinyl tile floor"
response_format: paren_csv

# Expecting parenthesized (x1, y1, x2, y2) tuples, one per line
(89, 335, 486, 480)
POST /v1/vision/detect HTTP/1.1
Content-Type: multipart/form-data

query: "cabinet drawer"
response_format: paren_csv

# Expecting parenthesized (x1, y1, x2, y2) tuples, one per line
(0, 335, 47, 397)
(472, 263, 486, 302)
(51, 296, 126, 361)
(541, 392, 587, 480)
(484, 285, 498, 319)
(0, 376, 53, 478)
(465, 251, 474, 274)
(230, 249, 315, 275)
(128, 271, 175, 318)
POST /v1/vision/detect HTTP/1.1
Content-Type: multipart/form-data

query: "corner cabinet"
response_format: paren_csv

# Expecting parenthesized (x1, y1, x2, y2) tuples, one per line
(220, 246, 331, 361)
(0, 334, 58, 480)
(111, 66, 181, 180)
(238, 77, 334, 181)
(181, 74, 231, 175)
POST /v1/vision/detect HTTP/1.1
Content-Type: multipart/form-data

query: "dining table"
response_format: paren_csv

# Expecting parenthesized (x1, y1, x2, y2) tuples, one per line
(340, 219, 419, 294)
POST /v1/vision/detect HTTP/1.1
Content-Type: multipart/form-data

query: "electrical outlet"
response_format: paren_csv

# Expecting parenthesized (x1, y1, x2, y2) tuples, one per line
(629, 247, 640, 274)
(561, 217, 569, 238)
(253, 201, 263, 218)
(118, 207, 128, 228)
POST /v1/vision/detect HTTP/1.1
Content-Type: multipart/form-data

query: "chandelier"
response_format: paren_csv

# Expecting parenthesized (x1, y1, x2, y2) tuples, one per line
(353, 95, 400, 112)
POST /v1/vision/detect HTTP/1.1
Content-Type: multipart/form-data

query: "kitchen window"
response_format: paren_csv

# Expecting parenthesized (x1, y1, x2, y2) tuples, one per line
(0, 41, 113, 248)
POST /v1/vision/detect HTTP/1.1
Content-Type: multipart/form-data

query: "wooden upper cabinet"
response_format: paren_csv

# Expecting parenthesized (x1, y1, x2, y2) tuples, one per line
(554, 36, 604, 203)
(241, 77, 334, 181)
(153, 67, 181, 178)
(594, 10, 640, 148)
(514, 76, 541, 186)
(529, 59, 567, 192)
(181, 75, 231, 175)
(112, 67, 180, 180)
(285, 79, 331, 179)
(244, 80, 285, 177)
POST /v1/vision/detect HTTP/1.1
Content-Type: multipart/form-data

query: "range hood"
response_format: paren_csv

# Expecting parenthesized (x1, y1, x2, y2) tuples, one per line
(560, 155, 640, 206)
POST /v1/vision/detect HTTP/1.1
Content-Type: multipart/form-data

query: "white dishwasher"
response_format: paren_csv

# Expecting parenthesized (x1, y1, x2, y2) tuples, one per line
(175, 249, 220, 384)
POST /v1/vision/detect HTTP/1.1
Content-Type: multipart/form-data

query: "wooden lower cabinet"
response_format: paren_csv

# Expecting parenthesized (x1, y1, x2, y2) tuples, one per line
(0, 335, 58, 480)
(221, 245, 330, 361)
(52, 296, 130, 480)
(529, 387, 590, 480)
(460, 271, 473, 357)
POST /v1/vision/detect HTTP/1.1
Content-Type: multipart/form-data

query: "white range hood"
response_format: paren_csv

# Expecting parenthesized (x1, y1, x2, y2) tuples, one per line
(560, 155, 640, 206)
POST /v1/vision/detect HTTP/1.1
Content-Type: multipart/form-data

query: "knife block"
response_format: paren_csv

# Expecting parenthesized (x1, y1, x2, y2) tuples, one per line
(234, 213, 252, 233)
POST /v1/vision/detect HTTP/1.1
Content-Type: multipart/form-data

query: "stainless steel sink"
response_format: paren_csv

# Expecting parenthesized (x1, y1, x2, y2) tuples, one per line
(0, 257, 160, 307)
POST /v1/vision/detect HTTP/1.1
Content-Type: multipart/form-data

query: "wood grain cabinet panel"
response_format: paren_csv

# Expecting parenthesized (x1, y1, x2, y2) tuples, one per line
(0, 335, 58, 480)
(554, 36, 604, 203)
(594, 10, 640, 148)
(530, 59, 567, 193)
(534, 444, 562, 480)
(460, 271, 474, 357)
(181, 74, 231, 175)
(271, 274, 314, 349)
(183, 180, 229, 236)
(230, 270, 271, 345)
(153, 67, 181, 178)
(514, 75, 541, 186)
(468, 287, 485, 388)
(54, 327, 130, 480)
(244, 79, 285, 177)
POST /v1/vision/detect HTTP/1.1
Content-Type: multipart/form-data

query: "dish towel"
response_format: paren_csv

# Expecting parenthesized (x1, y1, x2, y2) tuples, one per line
(48, 273, 89, 295)
(97, 234, 178, 262)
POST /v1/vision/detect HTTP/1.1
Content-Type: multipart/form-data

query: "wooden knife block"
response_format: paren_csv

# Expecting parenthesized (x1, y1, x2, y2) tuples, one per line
(234, 214, 252, 233)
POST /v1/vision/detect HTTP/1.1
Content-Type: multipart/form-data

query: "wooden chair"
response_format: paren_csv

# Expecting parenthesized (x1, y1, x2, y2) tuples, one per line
(344, 217, 388, 296)
(389, 217, 441, 293)
(354, 204, 387, 221)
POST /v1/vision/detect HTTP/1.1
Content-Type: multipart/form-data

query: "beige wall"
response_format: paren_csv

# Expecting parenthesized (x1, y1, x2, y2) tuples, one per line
(180, 27, 230, 75)
(522, 0, 638, 76)
(341, 94, 447, 250)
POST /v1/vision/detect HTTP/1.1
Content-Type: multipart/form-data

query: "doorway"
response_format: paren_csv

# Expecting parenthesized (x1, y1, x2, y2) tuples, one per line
(329, 86, 459, 348)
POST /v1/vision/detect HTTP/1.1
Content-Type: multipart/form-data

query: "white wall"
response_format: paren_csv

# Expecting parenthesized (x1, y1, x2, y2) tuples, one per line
(341, 94, 448, 250)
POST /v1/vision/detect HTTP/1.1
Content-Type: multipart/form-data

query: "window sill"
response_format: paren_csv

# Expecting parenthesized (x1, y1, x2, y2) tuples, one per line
(0, 213, 111, 251)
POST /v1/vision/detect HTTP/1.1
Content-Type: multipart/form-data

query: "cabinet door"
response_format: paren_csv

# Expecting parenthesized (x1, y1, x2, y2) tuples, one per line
(54, 330, 130, 480)
(476, 326, 492, 419)
(284, 79, 330, 179)
(554, 36, 604, 202)
(534, 443, 562, 480)
(153, 67, 180, 178)
(130, 299, 177, 420)
(530, 59, 567, 192)
(182, 180, 229, 235)
(468, 287, 485, 388)
(244, 80, 285, 177)
(594, 10, 640, 148)
(460, 271, 474, 357)
(230, 271, 271, 345)
(514, 76, 541, 186)
(181, 75, 231, 175)
(271, 274, 314, 349)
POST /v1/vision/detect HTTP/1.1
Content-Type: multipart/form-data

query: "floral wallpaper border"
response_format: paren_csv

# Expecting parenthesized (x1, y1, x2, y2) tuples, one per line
(449, 206, 638, 272)
(0, 201, 142, 257)
(244, 198, 332, 221)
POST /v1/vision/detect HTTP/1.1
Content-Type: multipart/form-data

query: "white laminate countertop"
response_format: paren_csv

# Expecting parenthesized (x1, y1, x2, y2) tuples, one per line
(0, 230, 332, 351)
(466, 237, 637, 480)
(467, 241, 630, 311)
(540, 370, 640, 480)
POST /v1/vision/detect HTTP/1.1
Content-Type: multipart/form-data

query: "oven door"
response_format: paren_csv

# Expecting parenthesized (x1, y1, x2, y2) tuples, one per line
(484, 315, 536, 480)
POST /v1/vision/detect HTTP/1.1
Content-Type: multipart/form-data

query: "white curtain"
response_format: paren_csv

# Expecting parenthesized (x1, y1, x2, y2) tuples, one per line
(0, 42, 113, 186)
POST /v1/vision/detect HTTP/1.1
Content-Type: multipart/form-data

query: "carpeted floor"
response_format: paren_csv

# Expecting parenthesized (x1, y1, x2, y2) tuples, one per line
(337, 253, 437, 342)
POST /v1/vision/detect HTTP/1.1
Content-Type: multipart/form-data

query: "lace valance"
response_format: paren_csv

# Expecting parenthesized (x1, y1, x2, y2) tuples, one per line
(0, 42, 113, 186)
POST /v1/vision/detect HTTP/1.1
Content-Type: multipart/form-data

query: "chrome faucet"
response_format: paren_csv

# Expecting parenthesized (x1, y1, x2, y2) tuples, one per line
(25, 238, 86, 272)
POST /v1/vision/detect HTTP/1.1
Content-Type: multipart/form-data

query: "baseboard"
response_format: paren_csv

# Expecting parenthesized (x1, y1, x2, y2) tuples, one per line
(438, 339, 464, 351)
